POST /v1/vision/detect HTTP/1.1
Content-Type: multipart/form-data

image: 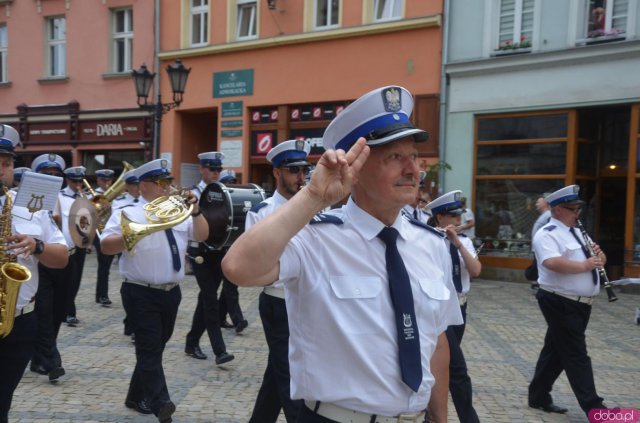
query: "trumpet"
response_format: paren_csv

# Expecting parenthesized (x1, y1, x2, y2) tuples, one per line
(576, 219, 618, 303)
(82, 161, 135, 231)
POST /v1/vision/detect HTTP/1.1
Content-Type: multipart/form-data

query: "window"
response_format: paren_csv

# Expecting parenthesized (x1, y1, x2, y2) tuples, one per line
(237, 0, 257, 39)
(373, 0, 402, 22)
(190, 0, 209, 46)
(112, 8, 133, 73)
(315, 0, 339, 29)
(496, 0, 533, 51)
(0, 25, 7, 83)
(585, 0, 627, 39)
(47, 16, 66, 77)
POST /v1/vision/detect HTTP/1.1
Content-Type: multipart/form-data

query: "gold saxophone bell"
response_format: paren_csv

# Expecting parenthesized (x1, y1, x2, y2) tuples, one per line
(121, 191, 194, 254)
(0, 186, 33, 338)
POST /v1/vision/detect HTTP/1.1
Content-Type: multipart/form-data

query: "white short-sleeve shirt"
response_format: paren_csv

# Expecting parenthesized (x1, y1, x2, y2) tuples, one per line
(453, 234, 476, 295)
(278, 198, 463, 416)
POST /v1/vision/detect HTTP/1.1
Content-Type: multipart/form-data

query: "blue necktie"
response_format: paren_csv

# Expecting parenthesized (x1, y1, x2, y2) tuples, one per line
(450, 243, 463, 293)
(570, 228, 597, 285)
(377, 226, 422, 392)
(164, 229, 181, 271)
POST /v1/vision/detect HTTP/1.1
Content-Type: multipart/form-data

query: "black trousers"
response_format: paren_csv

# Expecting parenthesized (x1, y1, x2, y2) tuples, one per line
(185, 246, 227, 356)
(66, 248, 87, 318)
(121, 283, 181, 415)
(529, 289, 604, 413)
(218, 277, 245, 325)
(0, 312, 37, 423)
(32, 258, 74, 372)
(249, 292, 301, 423)
(297, 405, 338, 423)
(447, 303, 480, 423)
(94, 237, 114, 300)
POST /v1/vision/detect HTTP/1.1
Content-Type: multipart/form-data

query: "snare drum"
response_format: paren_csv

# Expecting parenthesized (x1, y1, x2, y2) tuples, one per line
(199, 182, 266, 249)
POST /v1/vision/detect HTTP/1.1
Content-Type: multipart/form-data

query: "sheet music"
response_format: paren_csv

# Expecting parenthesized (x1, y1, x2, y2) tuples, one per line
(14, 171, 63, 213)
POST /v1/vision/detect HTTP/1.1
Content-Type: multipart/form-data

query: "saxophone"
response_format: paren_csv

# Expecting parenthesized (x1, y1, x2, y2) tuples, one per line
(0, 185, 33, 338)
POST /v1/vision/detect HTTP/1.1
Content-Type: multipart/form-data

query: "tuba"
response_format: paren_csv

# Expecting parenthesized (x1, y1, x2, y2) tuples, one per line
(0, 186, 33, 338)
(82, 161, 135, 232)
(121, 188, 194, 253)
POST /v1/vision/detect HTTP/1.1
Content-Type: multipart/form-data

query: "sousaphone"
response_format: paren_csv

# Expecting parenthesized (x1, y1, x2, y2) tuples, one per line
(68, 197, 98, 248)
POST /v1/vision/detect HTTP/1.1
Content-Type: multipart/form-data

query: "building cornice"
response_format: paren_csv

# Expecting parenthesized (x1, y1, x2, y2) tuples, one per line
(159, 15, 441, 60)
(446, 39, 640, 78)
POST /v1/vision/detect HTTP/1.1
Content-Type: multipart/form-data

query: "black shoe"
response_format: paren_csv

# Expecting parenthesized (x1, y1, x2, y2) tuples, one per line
(30, 363, 48, 375)
(220, 320, 234, 329)
(97, 296, 112, 307)
(529, 402, 568, 414)
(215, 352, 235, 365)
(66, 316, 80, 327)
(235, 320, 248, 333)
(185, 345, 207, 360)
(125, 399, 153, 415)
(48, 366, 65, 382)
(157, 400, 176, 423)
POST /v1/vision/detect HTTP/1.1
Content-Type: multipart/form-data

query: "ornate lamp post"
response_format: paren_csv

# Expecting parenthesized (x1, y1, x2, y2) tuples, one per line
(132, 58, 191, 159)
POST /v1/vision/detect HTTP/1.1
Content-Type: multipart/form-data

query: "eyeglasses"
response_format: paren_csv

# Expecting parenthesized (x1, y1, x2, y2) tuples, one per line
(561, 205, 582, 214)
(283, 166, 311, 175)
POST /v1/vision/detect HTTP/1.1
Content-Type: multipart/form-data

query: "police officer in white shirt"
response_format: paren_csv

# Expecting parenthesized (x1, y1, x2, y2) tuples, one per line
(94, 169, 114, 194)
(101, 158, 208, 423)
(112, 170, 140, 209)
(528, 185, 607, 416)
(224, 86, 462, 423)
(92, 169, 117, 307)
(248, 139, 311, 423)
(12, 166, 29, 188)
(0, 124, 69, 422)
(426, 191, 481, 423)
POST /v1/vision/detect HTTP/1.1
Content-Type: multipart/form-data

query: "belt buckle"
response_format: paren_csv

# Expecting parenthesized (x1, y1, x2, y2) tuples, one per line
(397, 412, 423, 423)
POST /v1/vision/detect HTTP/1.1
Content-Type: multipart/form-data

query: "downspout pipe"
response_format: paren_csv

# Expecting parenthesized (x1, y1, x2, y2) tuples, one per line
(153, 0, 161, 159)
(437, 0, 450, 195)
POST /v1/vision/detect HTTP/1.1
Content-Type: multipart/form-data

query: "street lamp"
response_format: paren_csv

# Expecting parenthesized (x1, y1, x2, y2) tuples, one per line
(132, 58, 191, 158)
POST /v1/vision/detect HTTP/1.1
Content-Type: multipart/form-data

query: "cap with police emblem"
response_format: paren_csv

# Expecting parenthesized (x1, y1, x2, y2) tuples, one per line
(13, 167, 30, 182)
(425, 190, 464, 216)
(64, 166, 87, 181)
(545, 185, 585, 207)
(95, 169, 115, 179)
(0, 124, 20, 156)
(266, 139, 311, 168)
(134, 158, 172, 181)
(31, 153, 66, 173)
(323, 86, 428, 152)
(198, 152, 225, 170)
(124, 169, 139, 185)
(219, 169, 237, 183)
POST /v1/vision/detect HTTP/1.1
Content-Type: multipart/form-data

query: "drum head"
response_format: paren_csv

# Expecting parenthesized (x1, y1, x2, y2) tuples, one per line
(199, 182, 232, 248)
(69, 198, 98, 248)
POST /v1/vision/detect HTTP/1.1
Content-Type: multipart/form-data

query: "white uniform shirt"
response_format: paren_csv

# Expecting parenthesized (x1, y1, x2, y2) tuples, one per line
(452, 235, 476, 295)
(2, 193, 67, 309)
(461, 208, 475, 239)
(402, 204, 428, 224)
(531, 209, 551, 239)
(100, 197, 194, 285)
(278, 198, 463, 416)
(54, 186, 81, 249)
(533, 217, 600, 297)
(112, 193, 139, 210)
(191, 180, 207, 201)
(246, 191, 288, 291)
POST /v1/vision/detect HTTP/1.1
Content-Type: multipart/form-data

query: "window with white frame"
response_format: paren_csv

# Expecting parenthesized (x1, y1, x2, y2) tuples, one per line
(112, 8, 133, 73)
(315, 0, 339, 29)
(237, 0, 257, 39)
(496, 0, 533, 51)
(0, 25, 7, 83)
(373, 0, 403, 22)
(585, 0, 627, 39)
(47, 16, 66, 77)
(190, 0, 209, 46)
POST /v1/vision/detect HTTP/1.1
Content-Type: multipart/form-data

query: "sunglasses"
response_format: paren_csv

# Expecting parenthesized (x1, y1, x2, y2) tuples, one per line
(146, 178, 173, 187)
(283, 166, 311, 175)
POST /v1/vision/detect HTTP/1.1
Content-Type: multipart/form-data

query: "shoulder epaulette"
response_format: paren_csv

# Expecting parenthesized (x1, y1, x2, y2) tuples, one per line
(250, 202, 269, 213)
(117, 204, 135, 210)
(309, 213, 343, 225)
(114, 194, 126, 201)
(407, 218, 445, 238)
(544, 225, 557, 231)
(459, 233, 468, 238)
(60, 192, 75, 198)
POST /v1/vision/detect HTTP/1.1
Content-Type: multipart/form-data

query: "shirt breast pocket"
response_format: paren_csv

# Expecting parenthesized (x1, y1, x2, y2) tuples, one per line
(328, 276, 384, 335)
(565, 242, 586, 261)
(418, 278, 451, 301)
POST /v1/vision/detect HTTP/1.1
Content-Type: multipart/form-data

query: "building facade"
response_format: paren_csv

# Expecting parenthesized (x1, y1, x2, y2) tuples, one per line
(0, 0, 156, 177)
(443, 0, 640, 280)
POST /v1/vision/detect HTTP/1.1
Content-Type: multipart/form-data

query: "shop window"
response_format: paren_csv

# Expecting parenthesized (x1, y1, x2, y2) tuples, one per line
(190, 0, 209, 46)
(46, 16, 66, 77)
(315, 0, 339, 29)
(478, 114, 567, 141)
(0, 25, 7, 83)
(237, 0, 257, 40)
(111, 8, 133, 73)
(84, 151, 146, 180)
(477, 143, 566, 175)
(584, 0, 627, 41)
(631, 181, 640, 264)
(495, 0, 534, 53)
(373, 0, 403, 22)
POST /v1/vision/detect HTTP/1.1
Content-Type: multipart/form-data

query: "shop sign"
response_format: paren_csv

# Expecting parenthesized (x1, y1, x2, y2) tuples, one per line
(221, 140, 243, 168)
(27, 122, 69, 143)
(221, 129, 242, 138)
(221, 101, 243, 117)
(213, 69, 254, 98)
(290, 127, 326, 156)
(79, 119, 146, 141)
(221, 120, 243, 128)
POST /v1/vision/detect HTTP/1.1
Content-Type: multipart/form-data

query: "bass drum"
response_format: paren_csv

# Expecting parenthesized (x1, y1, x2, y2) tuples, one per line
(199, 182, 266, 249)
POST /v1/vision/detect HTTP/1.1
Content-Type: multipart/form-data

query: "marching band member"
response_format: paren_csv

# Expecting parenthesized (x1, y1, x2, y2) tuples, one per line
(426, 191, 481, 423)
(184, 152, 235, 364)
(93, 168, 116, 307)
(248, 139, 311, 423)
(94, 169, 115, 194)
(0, 124, 68, 422)
(12, 166, 29, 188)
(101, 158, 208, 422)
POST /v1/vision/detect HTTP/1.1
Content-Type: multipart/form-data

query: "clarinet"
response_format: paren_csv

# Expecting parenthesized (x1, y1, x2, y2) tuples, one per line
(576, 219, 618, 302)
